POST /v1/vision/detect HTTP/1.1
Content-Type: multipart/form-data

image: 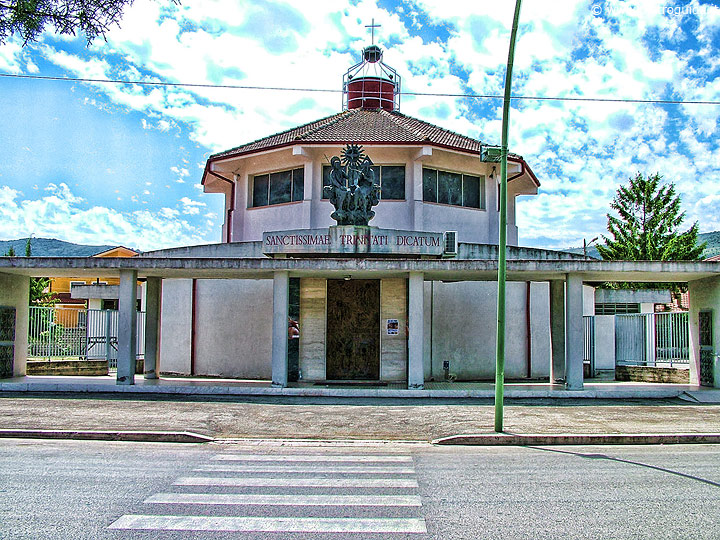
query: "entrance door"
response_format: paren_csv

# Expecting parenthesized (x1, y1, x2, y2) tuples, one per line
(699, 310, 714, 386)
(326, 279, 380, 380)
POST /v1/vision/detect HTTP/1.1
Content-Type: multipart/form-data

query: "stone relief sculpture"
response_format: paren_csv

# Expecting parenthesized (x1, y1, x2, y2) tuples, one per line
(324, 144, 380, 226)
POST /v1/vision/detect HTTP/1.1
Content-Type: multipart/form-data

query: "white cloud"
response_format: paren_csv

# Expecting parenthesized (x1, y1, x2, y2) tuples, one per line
(180, 196, 206, 215)
(0, 183, 208, 250)
(5, 0, 719, 250)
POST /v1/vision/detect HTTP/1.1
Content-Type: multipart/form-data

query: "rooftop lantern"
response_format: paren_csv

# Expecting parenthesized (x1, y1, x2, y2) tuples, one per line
(342, 44, 401, 112)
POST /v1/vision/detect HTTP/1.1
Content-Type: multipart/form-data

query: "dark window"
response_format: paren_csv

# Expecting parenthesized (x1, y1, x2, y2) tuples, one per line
(252, 174, 269, 207)
(423, 168, 437, 202)
(269, 170, 291, 205)
(379, 165, 405, 200)
(251, 168, 304, 207)
(438, 171, 462, 206)
(322, 165, 405, 200)
(463, 174, 481, 208)
(291, 168, 304, 202)
(422, 167, 485, 209)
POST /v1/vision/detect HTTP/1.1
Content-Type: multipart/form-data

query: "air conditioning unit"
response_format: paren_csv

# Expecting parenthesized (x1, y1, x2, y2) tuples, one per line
(443, 231, 458, 256)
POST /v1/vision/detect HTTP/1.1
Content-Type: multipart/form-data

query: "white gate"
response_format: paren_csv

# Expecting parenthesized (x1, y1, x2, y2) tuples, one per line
(29, 306, 145, 367)
(615, 312, 688, 367)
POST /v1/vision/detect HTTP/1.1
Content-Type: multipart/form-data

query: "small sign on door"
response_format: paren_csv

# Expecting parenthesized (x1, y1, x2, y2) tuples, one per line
(386, 319, 399, 335)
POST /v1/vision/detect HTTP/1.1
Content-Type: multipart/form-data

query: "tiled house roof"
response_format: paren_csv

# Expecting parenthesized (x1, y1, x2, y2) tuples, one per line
(210, 109, 491, 160)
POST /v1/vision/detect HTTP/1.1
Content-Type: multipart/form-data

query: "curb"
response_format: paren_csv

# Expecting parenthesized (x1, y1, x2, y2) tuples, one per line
(0, 382, 699, 400)
(0, 429, 213, 443)
(433, 433, 720, 446)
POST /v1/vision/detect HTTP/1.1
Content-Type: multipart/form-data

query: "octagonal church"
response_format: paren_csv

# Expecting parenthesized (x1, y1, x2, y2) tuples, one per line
(146, 44, 584, 387)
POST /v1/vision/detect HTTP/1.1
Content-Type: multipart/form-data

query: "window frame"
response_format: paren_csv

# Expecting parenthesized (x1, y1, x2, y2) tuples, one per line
(250, 167, 305, 208)
(422, 167, 485, 209)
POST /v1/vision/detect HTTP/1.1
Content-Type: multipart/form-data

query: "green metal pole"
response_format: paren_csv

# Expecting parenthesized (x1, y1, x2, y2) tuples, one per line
(495, 0, 523, 433)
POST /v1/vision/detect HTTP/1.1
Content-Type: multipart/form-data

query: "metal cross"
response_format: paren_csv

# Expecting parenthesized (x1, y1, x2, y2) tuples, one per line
(365, 18, 381, 44)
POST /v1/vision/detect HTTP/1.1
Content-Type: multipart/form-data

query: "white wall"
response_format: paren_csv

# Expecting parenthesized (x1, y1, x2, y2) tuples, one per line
(427, 281, 551, 380)
(194, 279, 273, 379)
(159, 279, 192, 375)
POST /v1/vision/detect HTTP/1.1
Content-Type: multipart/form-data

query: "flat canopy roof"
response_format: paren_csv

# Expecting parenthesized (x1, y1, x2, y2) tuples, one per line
(2, 257, 720, 283)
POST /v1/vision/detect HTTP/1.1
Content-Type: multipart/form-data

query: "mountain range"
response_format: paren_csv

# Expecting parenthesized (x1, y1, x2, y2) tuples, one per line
(0, 238, 124, 257)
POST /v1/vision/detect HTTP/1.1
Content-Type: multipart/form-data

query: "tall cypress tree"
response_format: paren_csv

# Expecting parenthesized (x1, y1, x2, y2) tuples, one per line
(597, 173, 705, 261)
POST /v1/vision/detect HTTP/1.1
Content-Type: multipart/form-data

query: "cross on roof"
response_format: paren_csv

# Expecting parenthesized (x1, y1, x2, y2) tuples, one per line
(365, 18, 381, 44)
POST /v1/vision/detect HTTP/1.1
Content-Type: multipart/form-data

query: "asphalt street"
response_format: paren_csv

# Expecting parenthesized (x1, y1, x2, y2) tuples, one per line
(1, 439, 719, 539)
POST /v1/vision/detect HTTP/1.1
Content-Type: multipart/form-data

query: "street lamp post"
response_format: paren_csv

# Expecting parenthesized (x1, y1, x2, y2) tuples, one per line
(495, 0, 523, 433)
(584, 237, 599, 260)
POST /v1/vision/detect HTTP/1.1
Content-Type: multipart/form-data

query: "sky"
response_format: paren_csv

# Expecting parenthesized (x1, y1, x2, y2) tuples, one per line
(0, 0, 719, 251)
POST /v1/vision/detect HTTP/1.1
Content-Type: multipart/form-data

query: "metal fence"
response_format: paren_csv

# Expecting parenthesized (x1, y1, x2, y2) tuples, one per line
(28, 306, 145, 367)
(615, 312, 689, 367)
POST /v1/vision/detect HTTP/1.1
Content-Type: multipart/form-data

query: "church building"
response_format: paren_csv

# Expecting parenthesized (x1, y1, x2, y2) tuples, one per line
(146, 43, 583, 387)
(2, 43, 718, 391)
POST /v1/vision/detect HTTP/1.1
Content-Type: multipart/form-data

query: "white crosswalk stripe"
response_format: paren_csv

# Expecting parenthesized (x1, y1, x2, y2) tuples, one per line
(196, 463, 416, 474)
(174, 475, 419, 488)
(145, 493, 423, 506)
(109, 515, 428, 533)
(108, 451, 427, 536)
(212, 453, 413, 462)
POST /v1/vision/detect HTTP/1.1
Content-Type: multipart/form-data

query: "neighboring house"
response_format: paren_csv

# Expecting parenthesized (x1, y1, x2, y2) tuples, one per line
(594, 288, 674, 315)
(51, 247, 142, 313)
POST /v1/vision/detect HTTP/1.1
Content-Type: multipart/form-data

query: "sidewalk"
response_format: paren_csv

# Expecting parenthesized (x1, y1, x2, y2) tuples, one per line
(3, 374, 720, 401)
(1, 389, 720, 445)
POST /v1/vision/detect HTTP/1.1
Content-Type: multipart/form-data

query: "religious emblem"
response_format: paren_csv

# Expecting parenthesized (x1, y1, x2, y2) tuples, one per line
(324, 144, 380, 226)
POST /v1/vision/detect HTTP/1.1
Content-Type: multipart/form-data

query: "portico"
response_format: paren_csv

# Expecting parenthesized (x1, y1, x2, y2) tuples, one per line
(2, 255, 720, 392)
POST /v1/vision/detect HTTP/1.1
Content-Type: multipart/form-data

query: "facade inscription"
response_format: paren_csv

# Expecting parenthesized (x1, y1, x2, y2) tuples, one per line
(263, 227, 444, 256)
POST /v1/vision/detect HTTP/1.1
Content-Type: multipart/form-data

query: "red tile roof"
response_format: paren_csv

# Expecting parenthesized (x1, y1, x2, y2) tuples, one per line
(210, 109, 494, 160)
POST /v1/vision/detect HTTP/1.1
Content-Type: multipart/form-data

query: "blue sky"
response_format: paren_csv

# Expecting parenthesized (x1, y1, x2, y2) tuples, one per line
(0, 0, 719, 250)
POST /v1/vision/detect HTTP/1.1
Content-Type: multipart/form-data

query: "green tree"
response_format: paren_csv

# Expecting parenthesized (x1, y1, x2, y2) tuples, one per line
(25, 237, 31, 256)
(4, 246, 15, 256)
(30, 276, 55, 305)
(1, 0, 138, 45)
(597, 172, 705, 262)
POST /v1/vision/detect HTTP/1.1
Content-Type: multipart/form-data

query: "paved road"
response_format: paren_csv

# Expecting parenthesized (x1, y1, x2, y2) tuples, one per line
(1, 439, 719, 539)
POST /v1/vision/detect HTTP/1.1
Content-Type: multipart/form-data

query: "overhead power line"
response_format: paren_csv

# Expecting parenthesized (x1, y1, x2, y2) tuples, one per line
(1, 72, 719, 106)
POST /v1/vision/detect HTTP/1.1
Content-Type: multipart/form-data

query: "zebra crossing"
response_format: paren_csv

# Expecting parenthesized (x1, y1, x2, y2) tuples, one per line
(108, 450, 427, 536)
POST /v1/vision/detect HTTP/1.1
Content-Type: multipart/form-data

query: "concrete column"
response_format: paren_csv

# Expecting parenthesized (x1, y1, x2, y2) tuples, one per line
(549, 280, 565, 382)
(565, 273, 584, 390)
(408, 272, 425, 389)
(117, 269, 137, 385)
(144, 277, 161, 379)
(271, 271, 289, 387)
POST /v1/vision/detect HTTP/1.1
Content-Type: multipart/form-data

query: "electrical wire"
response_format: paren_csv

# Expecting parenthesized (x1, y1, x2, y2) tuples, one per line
(1, 72, 719, 106)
